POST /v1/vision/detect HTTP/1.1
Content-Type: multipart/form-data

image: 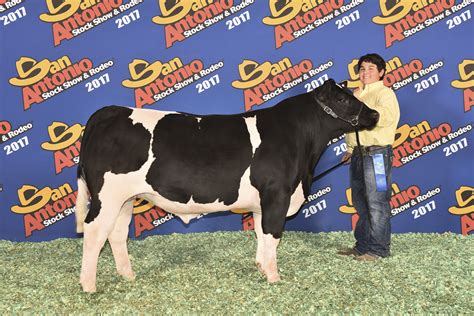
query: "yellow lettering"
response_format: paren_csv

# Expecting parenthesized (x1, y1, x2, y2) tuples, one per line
(162, 57, 183, 75)
(409, 120, 431, 138)
(80, 0, 97, 10)
(270, 58, 292, 76)
(50, 183, 72, 201)
(49, 56, 72, 74)
(392, 183, 401, 193)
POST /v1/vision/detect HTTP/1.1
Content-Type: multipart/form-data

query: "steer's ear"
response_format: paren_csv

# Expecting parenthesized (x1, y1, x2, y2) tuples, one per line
(322, 79, 335, 91)
(338, 80, 348, 88)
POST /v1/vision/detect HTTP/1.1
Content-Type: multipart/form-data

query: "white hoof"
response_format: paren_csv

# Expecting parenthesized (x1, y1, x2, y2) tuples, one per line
(119, 270, 136, 281)
(266, 273, 281, 283)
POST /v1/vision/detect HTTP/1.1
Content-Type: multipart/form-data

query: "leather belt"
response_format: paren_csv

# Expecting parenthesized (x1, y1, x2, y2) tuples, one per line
(353, 145, 391, 155)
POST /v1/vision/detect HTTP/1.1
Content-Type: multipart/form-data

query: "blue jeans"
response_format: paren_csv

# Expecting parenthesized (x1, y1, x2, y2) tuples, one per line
(350, 146, 393, 257)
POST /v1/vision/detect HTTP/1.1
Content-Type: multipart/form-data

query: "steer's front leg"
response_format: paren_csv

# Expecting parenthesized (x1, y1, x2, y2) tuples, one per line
(257, 190, 289, 283)
(261, 233, 281, 283)
(253, 212, 265, 274)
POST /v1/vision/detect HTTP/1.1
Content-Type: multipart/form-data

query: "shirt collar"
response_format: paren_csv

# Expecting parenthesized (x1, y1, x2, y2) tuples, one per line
(360, 80, 384, 93)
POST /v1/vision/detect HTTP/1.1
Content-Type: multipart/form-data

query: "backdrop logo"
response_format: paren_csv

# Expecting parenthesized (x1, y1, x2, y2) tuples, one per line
(393, 120, 451, 167)
(8, 55, 96, 110)
(152, 0, 254, 48)
(133, 198, 174, 237)
(448, 186, 473, 235)
(340, 183, 440, 229)
(122, 57, 223, 108)
(393, 120, 472, 167)
(372, 0, 458, 48)
(10, 183, 77, 237)
(39, 0, 144, 46)
(41, 122, 84, 174)
(232, 57, 333, 111)
(451, 59, 474, 112)
(262, 0, 345, 48)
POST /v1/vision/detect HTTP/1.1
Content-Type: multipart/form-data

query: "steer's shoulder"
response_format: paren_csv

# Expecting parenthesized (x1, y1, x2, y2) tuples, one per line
(86, 105, 133, 126)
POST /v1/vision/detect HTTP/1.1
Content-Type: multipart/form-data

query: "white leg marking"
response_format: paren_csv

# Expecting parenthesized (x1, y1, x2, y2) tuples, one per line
(262, 233, 281, 283)
(253, 212, 265, 274)
(76, 177, 90, 233)
(286, 181, 305, 217)
(108, 200, 135, 281)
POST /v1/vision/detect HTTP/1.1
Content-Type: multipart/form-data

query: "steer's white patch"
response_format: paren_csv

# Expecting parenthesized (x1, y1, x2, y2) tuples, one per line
(128, 107, 176, 133)
(286, 181, 305, 217)
(244, 116, 261, 155)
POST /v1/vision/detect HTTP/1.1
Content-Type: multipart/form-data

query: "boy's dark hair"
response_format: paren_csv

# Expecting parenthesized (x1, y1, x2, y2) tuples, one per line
(357, 53, 386, 79)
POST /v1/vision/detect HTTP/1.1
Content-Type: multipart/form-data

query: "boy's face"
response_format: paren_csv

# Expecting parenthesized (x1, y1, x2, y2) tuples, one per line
(359, 61, 384, 86)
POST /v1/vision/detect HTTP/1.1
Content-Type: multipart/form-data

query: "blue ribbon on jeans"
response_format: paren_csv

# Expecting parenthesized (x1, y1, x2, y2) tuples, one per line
(371, 153, 387, 191)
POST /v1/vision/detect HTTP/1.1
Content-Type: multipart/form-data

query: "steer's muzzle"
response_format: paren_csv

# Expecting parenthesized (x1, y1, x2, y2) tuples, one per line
(361, 108, 380, 130)
(368, 110, 380, 129)
(371, 111, 380, 122)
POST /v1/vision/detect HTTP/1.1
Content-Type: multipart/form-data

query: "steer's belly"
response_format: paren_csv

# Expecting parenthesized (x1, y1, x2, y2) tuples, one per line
(137, 167, 262, 223)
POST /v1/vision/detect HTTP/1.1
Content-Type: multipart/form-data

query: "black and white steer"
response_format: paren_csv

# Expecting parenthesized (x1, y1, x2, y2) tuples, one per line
(76, 79, 379, 292)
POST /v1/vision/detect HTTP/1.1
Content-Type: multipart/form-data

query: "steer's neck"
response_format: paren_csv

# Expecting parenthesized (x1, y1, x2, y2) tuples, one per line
(316, 104, 352, 143)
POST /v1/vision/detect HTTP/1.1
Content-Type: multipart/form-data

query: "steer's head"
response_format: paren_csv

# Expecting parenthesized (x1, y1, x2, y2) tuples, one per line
(313, 79, 379, 130)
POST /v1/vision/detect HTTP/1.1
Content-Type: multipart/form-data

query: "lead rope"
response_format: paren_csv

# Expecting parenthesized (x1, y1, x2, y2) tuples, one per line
(311, 127, 362, 183)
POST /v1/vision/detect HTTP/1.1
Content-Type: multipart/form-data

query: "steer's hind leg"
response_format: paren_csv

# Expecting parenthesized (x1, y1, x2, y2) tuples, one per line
(80, 199, 124, 293)
(259, 191, 290, 283)
(108, 200, 135, 281)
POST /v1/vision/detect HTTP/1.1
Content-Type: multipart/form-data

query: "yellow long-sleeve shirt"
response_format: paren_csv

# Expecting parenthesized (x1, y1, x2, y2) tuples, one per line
(345, 80, 400, 153)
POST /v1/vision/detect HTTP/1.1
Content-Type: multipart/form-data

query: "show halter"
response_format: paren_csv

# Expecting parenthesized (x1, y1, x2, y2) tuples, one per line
(311, 90, 364, 182)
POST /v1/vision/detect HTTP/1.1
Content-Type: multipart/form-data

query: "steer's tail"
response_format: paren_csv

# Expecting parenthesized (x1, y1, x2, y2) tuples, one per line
(76, 165, 90, 233)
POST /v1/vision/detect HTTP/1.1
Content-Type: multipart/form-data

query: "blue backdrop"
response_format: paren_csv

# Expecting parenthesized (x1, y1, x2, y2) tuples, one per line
(1, 0, 473, 241)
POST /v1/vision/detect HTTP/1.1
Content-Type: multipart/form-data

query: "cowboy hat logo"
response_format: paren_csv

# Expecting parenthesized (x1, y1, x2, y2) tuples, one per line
(449, 186, 474, 215)
(372, 0, 413, 24)
(39, 0, 80, 22)
(451, 60, 474, 89)
(152, 0, 198, 24)
(262, 0, 302, 25)
(11, 185, 53, 214)
(9, 57, 51, 87)
(339, 188, 359, 230)
(232, 60, 272, 89)
(133, 198, 155, 214)
(346, 59, 360, 89)
(41, 122, 84, 151)
(449, 186, 473, 235)
(122, 59, 164, 88)
(339, 188, 356, 215)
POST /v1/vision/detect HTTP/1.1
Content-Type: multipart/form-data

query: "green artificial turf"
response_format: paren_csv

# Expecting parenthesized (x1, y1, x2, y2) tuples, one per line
(0, 231, 472, 314)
